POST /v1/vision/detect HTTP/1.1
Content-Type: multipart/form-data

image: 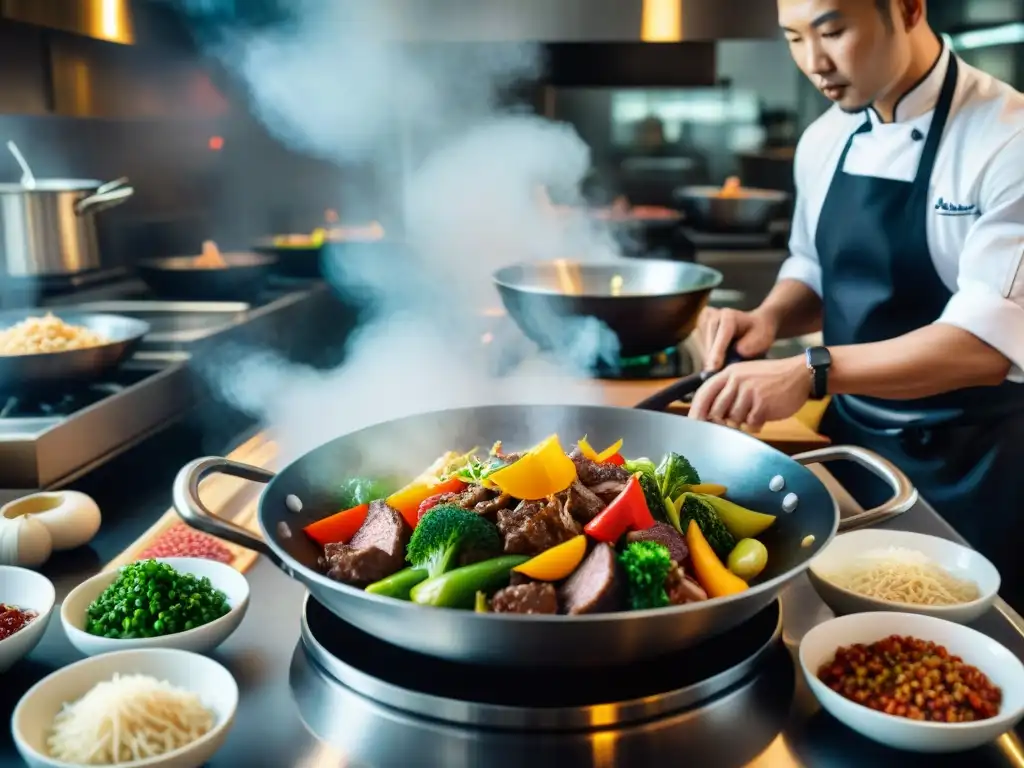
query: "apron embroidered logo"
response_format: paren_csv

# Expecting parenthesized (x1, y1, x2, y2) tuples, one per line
(934, 197, 977, 216)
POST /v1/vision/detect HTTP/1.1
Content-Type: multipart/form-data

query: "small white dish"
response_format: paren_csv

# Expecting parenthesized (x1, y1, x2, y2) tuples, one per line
(808, 529, 1000, 624)
(12, 647, 238, 768)
(61, 557, 249, 657)
(0, 566, 55, 673)
(800, 611, 1024, 753)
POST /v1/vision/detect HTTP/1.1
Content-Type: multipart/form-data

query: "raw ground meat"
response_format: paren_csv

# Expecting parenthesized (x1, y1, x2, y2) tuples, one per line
(137, 523, 235, 564)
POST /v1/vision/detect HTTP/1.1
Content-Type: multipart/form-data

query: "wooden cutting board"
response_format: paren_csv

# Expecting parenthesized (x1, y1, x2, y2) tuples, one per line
(600, 379, 831, 455)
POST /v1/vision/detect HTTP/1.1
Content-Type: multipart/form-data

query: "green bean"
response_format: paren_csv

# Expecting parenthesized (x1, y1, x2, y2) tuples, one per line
(410, 555, 529, 609)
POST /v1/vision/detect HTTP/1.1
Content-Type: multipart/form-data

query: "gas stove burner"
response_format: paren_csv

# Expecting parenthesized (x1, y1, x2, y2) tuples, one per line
(487, 316, 696, 381)
(0, 381, 128, 419)
(295, 595, 782, 730)
(594, 345, 695, 380)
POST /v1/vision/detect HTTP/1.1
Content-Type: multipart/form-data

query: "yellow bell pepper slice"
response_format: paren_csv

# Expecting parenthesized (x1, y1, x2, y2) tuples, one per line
(698, 494, 776, 540)
(513, 535, 587, 581)
(490, 434, 577, 500)
(577, 436, 624, 463)
(686, 520, 749, 598)
(685, 483, 727, 497)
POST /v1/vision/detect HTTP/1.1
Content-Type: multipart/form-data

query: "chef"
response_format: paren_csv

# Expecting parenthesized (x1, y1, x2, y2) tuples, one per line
(689, 0, 1024, 594)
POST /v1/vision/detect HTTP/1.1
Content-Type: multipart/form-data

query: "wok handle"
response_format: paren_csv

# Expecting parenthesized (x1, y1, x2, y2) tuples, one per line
(172, 457, 277, 556)
(634, 370, 712, 411)
(792, 445, 919, 531)
(633, 344, 751, 412)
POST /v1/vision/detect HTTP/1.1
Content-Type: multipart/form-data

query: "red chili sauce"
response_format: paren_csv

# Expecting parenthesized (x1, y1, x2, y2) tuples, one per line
(0, 603, 38, 641)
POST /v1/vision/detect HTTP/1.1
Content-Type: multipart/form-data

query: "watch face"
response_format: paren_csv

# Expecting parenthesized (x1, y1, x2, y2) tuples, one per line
(806, 346, 831, 368)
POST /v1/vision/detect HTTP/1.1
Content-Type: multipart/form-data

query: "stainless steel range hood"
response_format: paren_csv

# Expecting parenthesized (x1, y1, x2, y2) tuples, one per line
(1, 0, 135, 45)
(348, 0, 781, 41)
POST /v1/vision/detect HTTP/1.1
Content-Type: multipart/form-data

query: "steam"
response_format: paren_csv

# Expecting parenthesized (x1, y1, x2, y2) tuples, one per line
(201, 1, 627, 467)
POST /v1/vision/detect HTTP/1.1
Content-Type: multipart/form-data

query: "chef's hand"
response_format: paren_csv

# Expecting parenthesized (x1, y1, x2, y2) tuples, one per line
(688, 357, 810, 432)
(698, 307, 779, 371)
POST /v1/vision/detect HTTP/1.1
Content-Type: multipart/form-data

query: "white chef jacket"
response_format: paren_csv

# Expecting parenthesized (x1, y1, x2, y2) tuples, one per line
(778, 44, 1024, 380)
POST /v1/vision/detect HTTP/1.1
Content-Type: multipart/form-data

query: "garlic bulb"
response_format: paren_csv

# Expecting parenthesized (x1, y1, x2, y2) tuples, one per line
(0, 513, 53, 567)
(0, 491, 101, 551)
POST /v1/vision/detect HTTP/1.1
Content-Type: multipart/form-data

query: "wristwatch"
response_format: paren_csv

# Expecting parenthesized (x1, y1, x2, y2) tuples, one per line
(805, 346, 831, 400)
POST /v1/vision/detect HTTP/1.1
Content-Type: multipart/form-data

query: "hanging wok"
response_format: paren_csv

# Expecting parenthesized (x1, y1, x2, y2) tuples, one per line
(173, 403, 916, 667)
(493, 259, 722, 358)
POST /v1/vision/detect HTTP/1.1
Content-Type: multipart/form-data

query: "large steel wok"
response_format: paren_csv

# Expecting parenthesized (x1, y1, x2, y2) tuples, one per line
(493, 259, 722, 357)
(173, 404, 917, 667)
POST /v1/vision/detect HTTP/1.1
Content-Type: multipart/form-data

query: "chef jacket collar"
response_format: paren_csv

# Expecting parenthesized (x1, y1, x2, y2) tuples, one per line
(868, 41, 951, 125)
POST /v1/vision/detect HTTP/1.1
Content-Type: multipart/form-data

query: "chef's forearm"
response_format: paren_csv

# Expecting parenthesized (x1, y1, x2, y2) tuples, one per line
(755, 279, 823, 339)
(828, 324, 1012, 399)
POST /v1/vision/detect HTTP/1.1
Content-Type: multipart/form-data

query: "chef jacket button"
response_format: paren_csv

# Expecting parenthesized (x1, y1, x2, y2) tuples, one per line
(911, 129, 924, 141)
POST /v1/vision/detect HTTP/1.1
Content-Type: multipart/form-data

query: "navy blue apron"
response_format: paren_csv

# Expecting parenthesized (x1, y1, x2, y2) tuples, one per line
(813, 54, 1024, 606)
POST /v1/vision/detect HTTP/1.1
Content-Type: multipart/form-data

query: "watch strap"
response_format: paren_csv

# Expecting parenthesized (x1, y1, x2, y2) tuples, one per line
(805, 346, 831, 400)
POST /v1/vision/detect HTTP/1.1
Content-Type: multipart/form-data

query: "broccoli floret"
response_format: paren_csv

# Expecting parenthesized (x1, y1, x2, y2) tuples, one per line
(406, 503, 501, 577)
(675, 492, 735, 559)
(657, 452, 701, 499)
(625, 458, 671, 524)
(619, 540, 673, 610)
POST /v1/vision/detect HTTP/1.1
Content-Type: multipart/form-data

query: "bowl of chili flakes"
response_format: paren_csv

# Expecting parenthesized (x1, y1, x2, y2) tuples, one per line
(0, 566, 55, 672)
(800, 611, 1024, 753)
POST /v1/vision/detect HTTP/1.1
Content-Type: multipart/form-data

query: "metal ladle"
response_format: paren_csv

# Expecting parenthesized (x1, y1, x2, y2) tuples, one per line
(6, 141, 36, 189)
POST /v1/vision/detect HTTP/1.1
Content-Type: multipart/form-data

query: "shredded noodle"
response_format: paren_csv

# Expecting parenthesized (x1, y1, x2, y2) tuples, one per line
(46, 673, 214, 765)
(825, 547, 981, 606)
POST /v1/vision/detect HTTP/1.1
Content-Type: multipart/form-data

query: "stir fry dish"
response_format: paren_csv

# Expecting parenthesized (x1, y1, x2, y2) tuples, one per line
(302, 435, 779, 615)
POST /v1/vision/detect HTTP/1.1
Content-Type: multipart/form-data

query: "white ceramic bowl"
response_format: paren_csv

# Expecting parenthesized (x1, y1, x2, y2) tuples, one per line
(12, 647, 238, 768)
(808, 529, 1000, 624)
(0, 566, 55, 673)
(800, 611, 1024, 753)
(61, 557, 249, 657)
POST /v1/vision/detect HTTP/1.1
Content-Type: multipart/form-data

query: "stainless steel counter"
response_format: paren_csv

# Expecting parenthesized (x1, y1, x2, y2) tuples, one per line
(5, 483, 1024, 767)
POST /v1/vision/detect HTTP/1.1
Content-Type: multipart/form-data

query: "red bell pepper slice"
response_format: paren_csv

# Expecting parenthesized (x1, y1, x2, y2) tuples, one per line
(417, 485, 463, 520)
(388, 476, 467, 528)
(303, 503, 370, 546)
(584, 474, 655, 543)
(605, 453, 626, 466)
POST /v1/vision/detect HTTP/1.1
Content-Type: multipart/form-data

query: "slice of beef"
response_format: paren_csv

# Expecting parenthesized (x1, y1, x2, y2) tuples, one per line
(320, 500, 411, 586)
(588, 480, 629, 502)
(497, 498, 582, 556)
(569, 448, 631, 501)
(558, 543, 624, 615)
(626, 522, 688, 565)
(665, 563, 708, 604)
(508, 570, 532, 587)
(435, 484, 496, 511)
(569, 448, 631, 487)
(560, 480, 606, 523)
(475, 492, 514, 516)
(490, 582, 559, 614)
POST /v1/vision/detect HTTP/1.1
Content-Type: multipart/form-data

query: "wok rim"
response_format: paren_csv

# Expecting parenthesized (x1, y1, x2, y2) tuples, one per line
(255, 403, 840, 625)
(675, 185, 791, 203)
(0, 311, 150, 360)
(491, 258, 724, 300)
(138, 253, 277, 271)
